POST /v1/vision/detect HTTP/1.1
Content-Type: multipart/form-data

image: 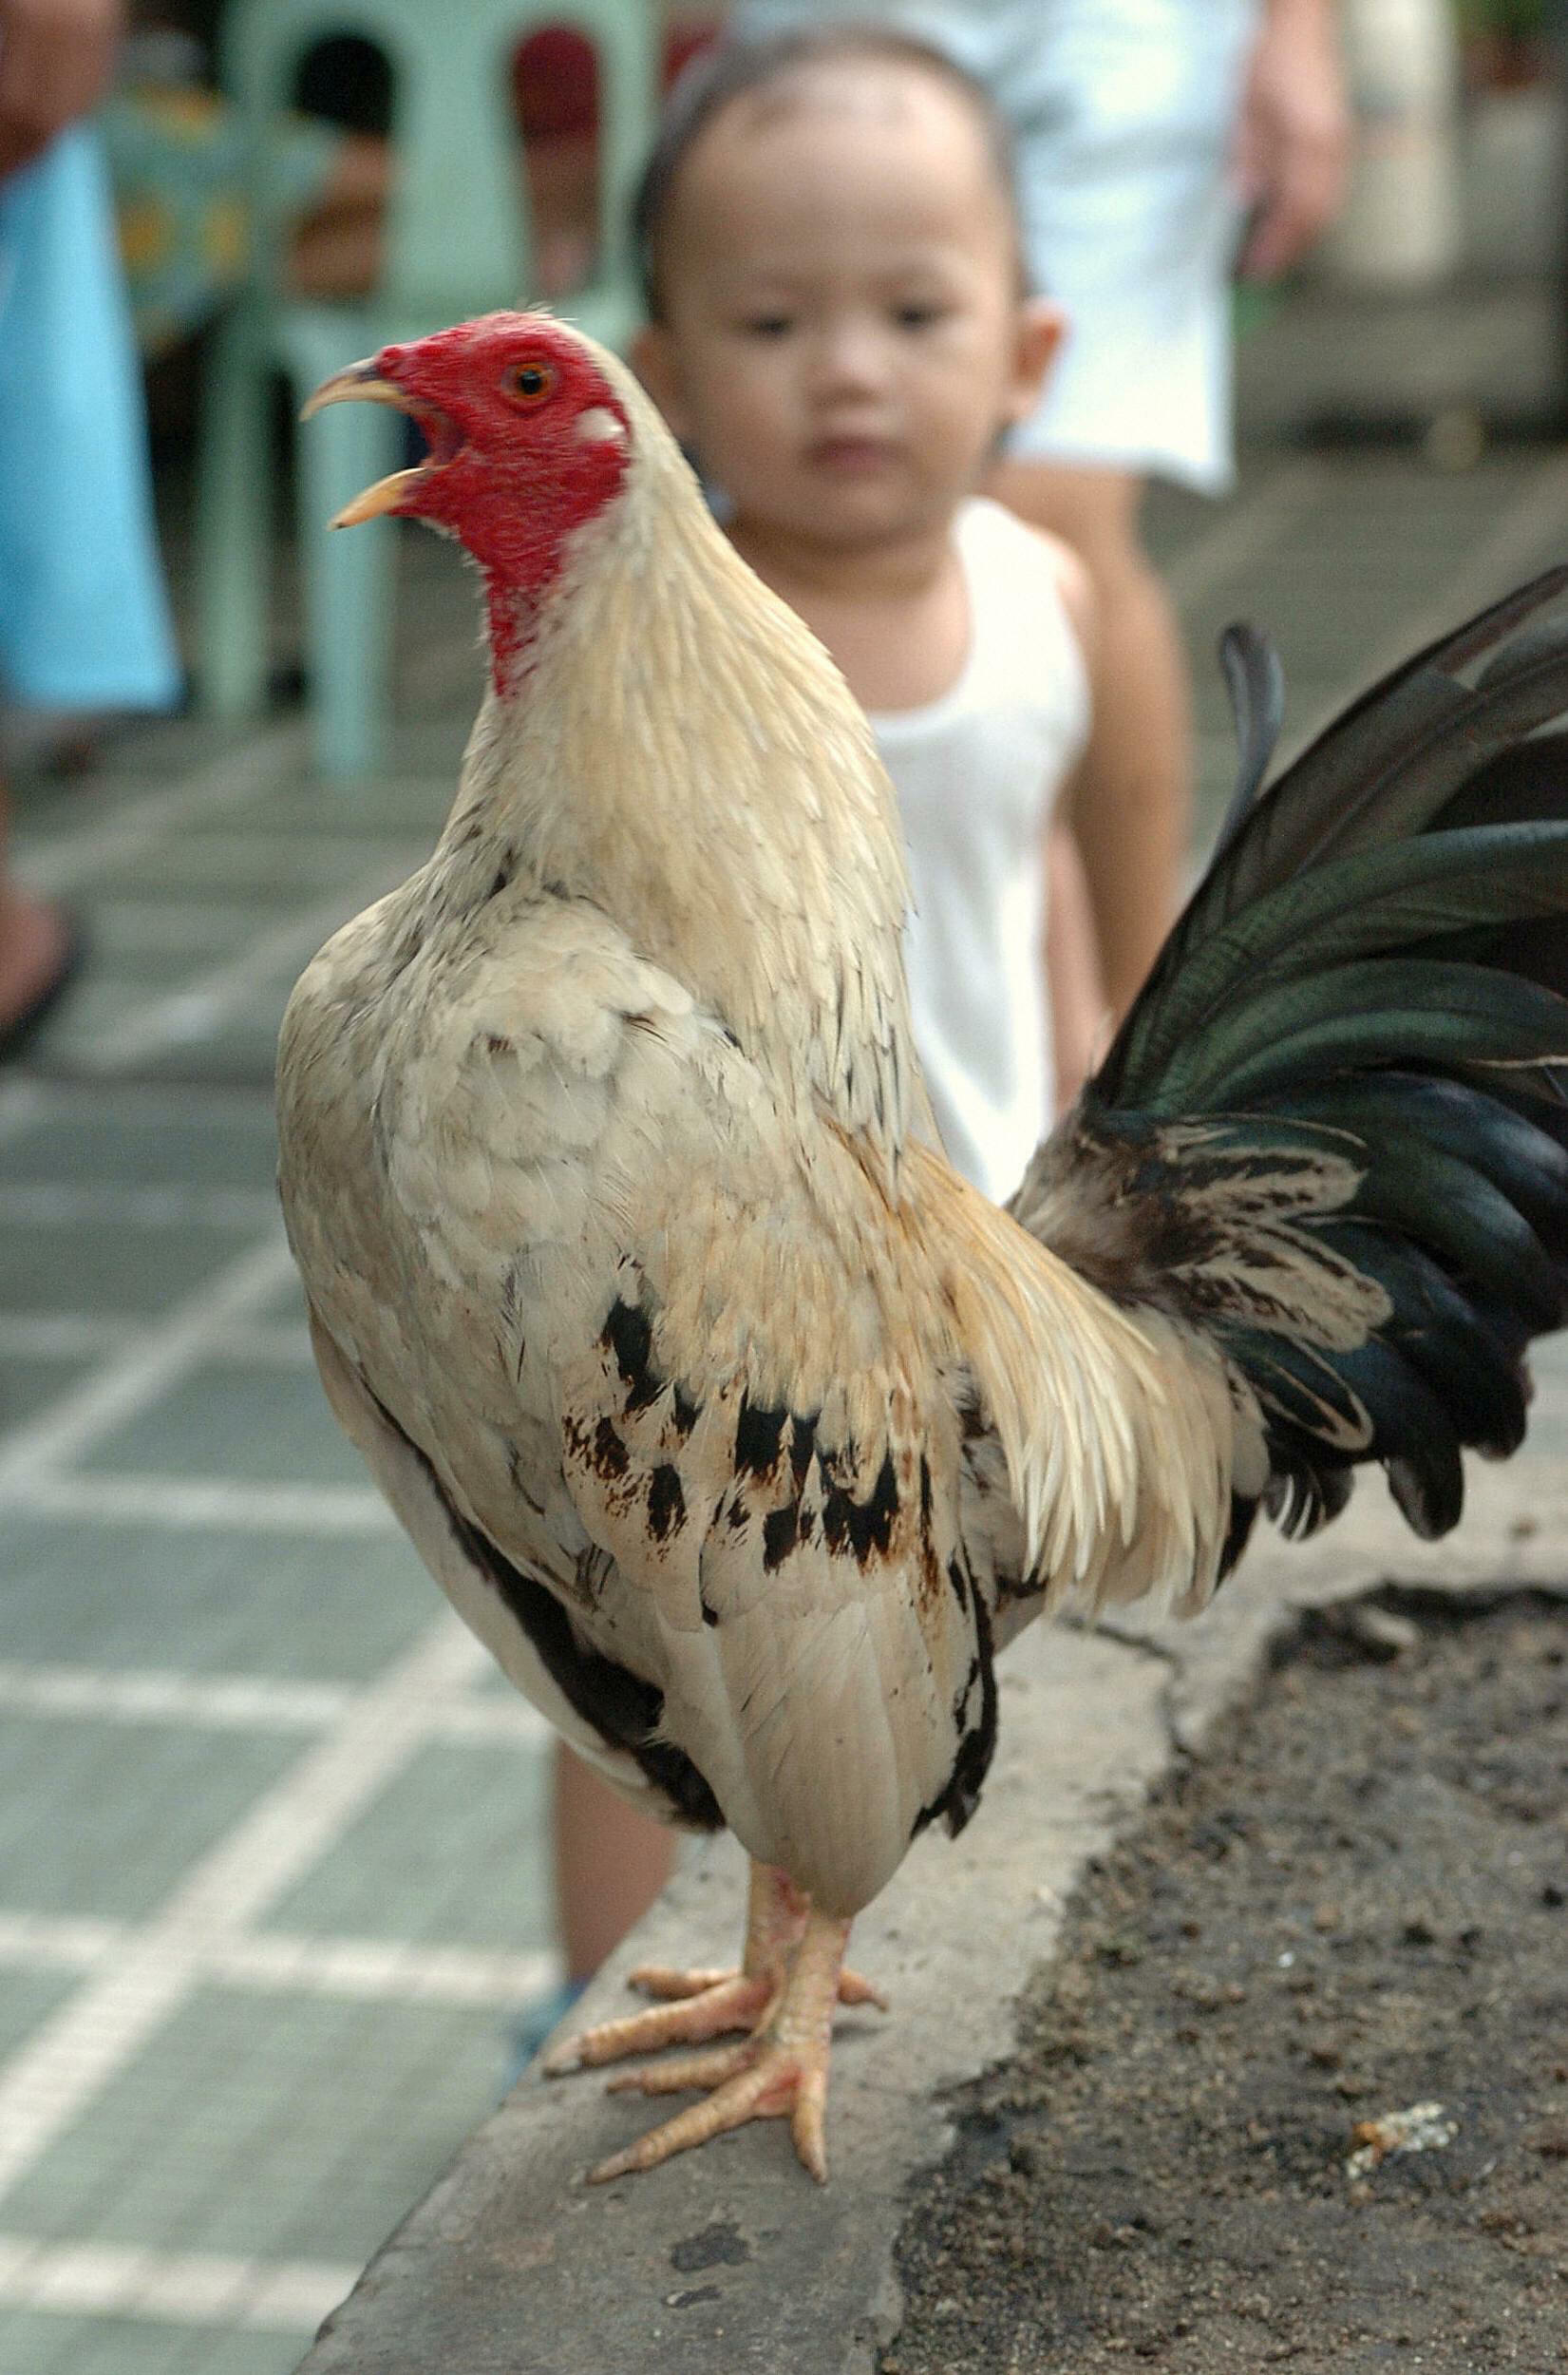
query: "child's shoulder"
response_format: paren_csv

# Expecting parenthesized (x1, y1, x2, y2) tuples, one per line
(957, 498, 1096, 661)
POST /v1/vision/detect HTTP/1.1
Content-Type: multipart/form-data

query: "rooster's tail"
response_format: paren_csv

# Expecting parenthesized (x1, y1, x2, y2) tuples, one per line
(1014, 567, 1568, 1566)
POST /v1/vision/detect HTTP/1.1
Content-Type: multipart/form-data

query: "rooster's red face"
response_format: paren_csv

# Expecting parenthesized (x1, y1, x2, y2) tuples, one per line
(304, 313, 633, 597)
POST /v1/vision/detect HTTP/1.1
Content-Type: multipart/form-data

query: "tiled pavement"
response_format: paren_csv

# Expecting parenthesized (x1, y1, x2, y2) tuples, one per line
(7, 286, 1568, 2371)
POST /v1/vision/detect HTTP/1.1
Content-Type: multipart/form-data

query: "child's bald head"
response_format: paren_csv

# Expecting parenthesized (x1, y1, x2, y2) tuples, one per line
(634, 28, 1028, 325)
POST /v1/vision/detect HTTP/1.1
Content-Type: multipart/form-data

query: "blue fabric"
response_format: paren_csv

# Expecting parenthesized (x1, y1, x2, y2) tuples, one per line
(501, 1976, 587, 2092)
(0, 127, 181, 711)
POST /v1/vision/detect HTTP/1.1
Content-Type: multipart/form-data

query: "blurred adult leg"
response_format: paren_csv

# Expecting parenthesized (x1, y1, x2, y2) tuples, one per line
(0, 775, 70, 1045)
(554, 1743, 677, 1983)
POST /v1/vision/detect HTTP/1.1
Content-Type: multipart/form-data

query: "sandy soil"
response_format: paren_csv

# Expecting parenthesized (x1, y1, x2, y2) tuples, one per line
(885, 1589, 1568, 2374)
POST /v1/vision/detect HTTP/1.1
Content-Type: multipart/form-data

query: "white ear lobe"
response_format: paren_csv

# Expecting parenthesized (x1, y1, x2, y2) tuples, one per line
(576, 407, 627, 446)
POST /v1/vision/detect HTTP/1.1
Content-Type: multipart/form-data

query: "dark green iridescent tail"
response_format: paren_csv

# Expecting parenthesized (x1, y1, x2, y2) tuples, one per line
(1014, 569, 1568, 1560)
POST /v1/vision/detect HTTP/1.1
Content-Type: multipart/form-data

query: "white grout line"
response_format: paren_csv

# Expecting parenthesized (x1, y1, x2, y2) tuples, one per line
(2, 1074, 283, 1121)
(219, 1318, 315, 1364)
(0, 1616, 489, 2204)
(0, 2233, 357, 2331)
(0, 1910, 557, 2008)
(0, 1658, 548, 1742)
(0, 1313, 139, 1360)
(207, 1932, 557, 2005)
(78, 859, 414, 1073)
(0, 1662, 354, 1729)
(0, 1313, 314, 1367)
(10, 1470, 400, 1534)
(0, 1184, 280, 1229)
(0, 1231, 298, 1495)
(0, 1913, 123, 1969)
(424, 1693, 551, 1744)
(14, 725, 304, 897)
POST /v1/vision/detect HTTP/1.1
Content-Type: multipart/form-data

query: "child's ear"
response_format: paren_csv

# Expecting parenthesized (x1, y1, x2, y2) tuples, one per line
(630, 323, 693, 443)
(1005, 298, 1067, 427)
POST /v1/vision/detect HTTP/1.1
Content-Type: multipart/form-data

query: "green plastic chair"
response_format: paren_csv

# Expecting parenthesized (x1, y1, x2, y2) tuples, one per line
(196, 0, 657, 778)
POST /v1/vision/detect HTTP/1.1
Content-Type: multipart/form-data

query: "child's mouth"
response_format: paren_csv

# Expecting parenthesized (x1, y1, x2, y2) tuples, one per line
(807, 436, 897, 476)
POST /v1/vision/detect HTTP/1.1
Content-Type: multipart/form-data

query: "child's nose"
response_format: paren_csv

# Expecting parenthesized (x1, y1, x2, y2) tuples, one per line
(808, 319, 890, 395)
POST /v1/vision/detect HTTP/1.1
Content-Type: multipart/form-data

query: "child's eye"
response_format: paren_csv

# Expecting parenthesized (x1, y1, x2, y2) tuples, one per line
(741, 314, 794, 339)
(894, 301, 945, 331)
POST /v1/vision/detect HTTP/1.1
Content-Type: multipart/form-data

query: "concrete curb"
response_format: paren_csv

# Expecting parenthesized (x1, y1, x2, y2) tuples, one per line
(293, 1441, 1568, 2375)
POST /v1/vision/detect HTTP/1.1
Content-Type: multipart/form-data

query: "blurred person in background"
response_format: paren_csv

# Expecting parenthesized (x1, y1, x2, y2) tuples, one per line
(729, 0, 1349, 1016)
(0, 0, 181, 1060)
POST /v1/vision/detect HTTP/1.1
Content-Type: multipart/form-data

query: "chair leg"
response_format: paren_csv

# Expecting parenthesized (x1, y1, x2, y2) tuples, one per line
(196, 306, 274, 720)
(293, 388, 401, 781)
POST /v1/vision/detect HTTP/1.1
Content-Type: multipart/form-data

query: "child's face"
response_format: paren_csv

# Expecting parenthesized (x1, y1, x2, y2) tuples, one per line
(635, 60, 1059, 557)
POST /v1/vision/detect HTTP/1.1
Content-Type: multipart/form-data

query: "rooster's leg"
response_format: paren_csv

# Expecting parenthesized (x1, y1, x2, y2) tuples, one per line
(541, 1860, 882, 2077)
(590, 1902, 856, 2183)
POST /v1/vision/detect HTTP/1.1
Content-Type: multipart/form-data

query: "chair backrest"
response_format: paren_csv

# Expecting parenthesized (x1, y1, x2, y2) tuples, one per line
(219, 0, 657, 318)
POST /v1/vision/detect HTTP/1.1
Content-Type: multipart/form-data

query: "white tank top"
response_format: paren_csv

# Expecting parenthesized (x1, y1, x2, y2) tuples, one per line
(869, 499, 1091, 1204)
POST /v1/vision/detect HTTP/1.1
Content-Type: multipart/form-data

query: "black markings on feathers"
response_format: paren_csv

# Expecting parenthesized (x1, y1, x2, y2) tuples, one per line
(595, 1298, 699, 1444)
(763, 1501, 803, 1569)
(370, 1391, 722, 1830)
(729, 1397, 827, 1574)
(573, 1304, 996, 1838)
(739, 1410, 895, 1576)
(602, 1298, 662, 1414)
(913, 1580, 997, 1842)
(734, 1396, 787, 1478)
(591, 1416, 629, 1479)
(822, 1448, 898, 1567)
(647, 1462, 686, 1541)
(503, 1444, 546, 1518)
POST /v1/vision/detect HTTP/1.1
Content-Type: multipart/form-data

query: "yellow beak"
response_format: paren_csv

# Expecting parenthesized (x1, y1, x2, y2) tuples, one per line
(301, 362, 426, 528)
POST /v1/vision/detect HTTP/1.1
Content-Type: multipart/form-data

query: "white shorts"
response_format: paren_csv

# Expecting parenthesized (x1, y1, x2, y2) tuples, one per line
(729, 0, 1258, 492)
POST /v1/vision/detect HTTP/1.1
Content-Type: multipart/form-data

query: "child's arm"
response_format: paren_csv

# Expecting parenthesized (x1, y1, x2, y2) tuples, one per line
(1045, 816, 1108, 1114)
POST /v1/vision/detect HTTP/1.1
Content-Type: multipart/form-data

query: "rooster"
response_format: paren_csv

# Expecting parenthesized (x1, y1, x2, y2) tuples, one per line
(279, 311, 1568, 2185)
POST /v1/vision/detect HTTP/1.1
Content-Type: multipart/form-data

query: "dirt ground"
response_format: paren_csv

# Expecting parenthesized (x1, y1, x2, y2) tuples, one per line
(884, 1589, 1568, 2374)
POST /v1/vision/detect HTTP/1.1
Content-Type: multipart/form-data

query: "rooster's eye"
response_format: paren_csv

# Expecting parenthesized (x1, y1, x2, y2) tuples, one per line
(502, 361, 557, 407)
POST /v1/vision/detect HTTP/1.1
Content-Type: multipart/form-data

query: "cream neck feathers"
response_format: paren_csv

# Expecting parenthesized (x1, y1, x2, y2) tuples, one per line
(435, 353, 923, 1191)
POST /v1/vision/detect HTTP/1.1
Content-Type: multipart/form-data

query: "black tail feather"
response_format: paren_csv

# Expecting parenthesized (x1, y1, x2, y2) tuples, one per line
(1020, 572, 1568, 1553)
(1212, 622, 1286, 861)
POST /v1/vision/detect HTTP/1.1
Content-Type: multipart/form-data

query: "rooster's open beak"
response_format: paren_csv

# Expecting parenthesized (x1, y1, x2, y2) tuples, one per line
(302, 360, 452, 528)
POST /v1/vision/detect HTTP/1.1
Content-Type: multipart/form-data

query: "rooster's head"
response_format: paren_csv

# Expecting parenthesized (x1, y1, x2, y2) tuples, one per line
(304, 313, 634, 633)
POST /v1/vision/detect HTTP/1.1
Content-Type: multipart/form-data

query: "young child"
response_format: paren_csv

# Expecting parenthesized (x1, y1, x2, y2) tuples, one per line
(631, 25, 1104, 1198)
(540, 23, 1107, 2024)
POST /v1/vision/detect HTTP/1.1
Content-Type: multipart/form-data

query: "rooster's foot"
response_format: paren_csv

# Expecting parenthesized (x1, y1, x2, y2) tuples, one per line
(540, 1969, 772, 2074)
(540, 1953, 883, 2076)
(591, 2030, 830, 2182)
(626, 1959, 886, 2008)
(587, 1904, 855, 2183)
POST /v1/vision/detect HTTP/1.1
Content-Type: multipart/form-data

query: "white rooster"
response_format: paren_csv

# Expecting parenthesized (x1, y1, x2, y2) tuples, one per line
(279, 311, 1568, 2183)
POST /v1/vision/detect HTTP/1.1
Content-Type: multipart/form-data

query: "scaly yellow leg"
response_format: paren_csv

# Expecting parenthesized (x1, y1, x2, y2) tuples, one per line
(540, 1860, 883, 2079)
